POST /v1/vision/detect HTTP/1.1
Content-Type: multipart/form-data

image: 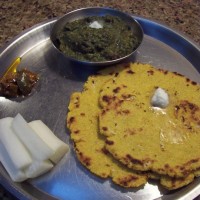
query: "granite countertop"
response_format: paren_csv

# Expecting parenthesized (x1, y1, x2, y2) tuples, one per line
(0, 0, 200, 48)
(0, 0, 200, 199)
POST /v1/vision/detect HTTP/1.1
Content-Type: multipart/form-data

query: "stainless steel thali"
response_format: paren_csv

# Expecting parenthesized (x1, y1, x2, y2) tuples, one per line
(0, 16, 200, 200)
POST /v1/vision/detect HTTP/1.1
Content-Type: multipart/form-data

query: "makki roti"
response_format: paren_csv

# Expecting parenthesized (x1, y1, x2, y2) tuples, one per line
(67, 62, 200, 190)
(160, 173, 195, 190)
(99, 62, 200, 178)
(67, 66, 148, 188)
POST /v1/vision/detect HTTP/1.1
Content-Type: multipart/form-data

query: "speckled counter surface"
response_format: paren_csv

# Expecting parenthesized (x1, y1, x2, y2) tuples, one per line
(0, 0, 200, 199)
(0, 0, 200, 48)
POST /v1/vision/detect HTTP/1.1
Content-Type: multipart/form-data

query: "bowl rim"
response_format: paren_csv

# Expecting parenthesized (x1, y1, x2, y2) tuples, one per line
(50, 7, 144, 65)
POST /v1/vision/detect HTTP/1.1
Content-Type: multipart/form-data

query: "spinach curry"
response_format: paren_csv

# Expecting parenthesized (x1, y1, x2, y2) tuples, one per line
(56, 15, 139, 62)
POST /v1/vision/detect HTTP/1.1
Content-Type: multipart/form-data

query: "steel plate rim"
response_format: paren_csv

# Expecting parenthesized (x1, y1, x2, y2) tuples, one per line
(134, 15, 200, 49)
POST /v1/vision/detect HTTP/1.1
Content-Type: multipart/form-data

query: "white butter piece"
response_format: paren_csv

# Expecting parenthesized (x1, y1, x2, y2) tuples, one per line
(151, 87, 169, 108)
(89, 21, 103, 29)
(0, 117, 32, 170)
(29, 120, 69, 164)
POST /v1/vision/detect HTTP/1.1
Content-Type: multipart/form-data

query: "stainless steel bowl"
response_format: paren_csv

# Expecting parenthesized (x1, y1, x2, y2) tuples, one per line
(50, 7, 143, 68)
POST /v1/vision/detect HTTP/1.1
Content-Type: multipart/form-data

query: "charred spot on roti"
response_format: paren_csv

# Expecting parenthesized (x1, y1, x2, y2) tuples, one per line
(164, 70, 168, 75)
(101, 173, 108, 178)
(117, 175, 139, 187)
(121, 93, 134, 100)
(192, 81, 197, 85)
(126, 154, 144, 166)
(117, 100, 124, 107)
(78, 151, 91, 166)
(164, 164, 170, 169)
(126, 69, 135, 74)
(157, 168, 166, 174)
(105, 140, 114, 145)
(116, 109, 130, 115)
(115, 72, 119, 77)
(102, 95, 116, 104)
(186, 158, 200, 165)
(147, 70, 154, 75)
(186, 78, 190, 82)
(123, 128, 136, 138)
(102, 126, 108, 131)
(174, 100, 200, 126)
(101, 108, 109, 116)
(101, 147, 109, 155)
(174, 91, 178, 96)
(74, 130, 80, 134)
(113, 87, 121, 93)
(68, 116, 75, 124)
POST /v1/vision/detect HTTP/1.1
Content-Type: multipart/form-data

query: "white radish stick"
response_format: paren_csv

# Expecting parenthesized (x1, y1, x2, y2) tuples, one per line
(0, 117, 32, 170)
(12, 114, 54, 161)
(24, 160, 53, 178)
(0, 142, 27, 182)
(29, 120, 69, 163)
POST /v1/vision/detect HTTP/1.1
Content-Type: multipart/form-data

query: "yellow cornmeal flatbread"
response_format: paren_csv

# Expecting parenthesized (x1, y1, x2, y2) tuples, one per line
(150, 168, 200, 190)
(99, 63, 200, 178)
(159, 167, 200, 190)
(160, 174, 195, 190)
(67, 66, 148, 188)
(67, 62, 199, 190)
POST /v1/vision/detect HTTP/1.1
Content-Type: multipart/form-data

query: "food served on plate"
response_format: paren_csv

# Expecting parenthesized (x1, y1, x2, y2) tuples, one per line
(56, 15, 139, 62)
(0, 114, 69, 182)
(67, 62, 200, 190)
(0, 68, 39, 98)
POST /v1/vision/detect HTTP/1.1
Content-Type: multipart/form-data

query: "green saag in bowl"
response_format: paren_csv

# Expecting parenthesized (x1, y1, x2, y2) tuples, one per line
(50, 7, 143, 67)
